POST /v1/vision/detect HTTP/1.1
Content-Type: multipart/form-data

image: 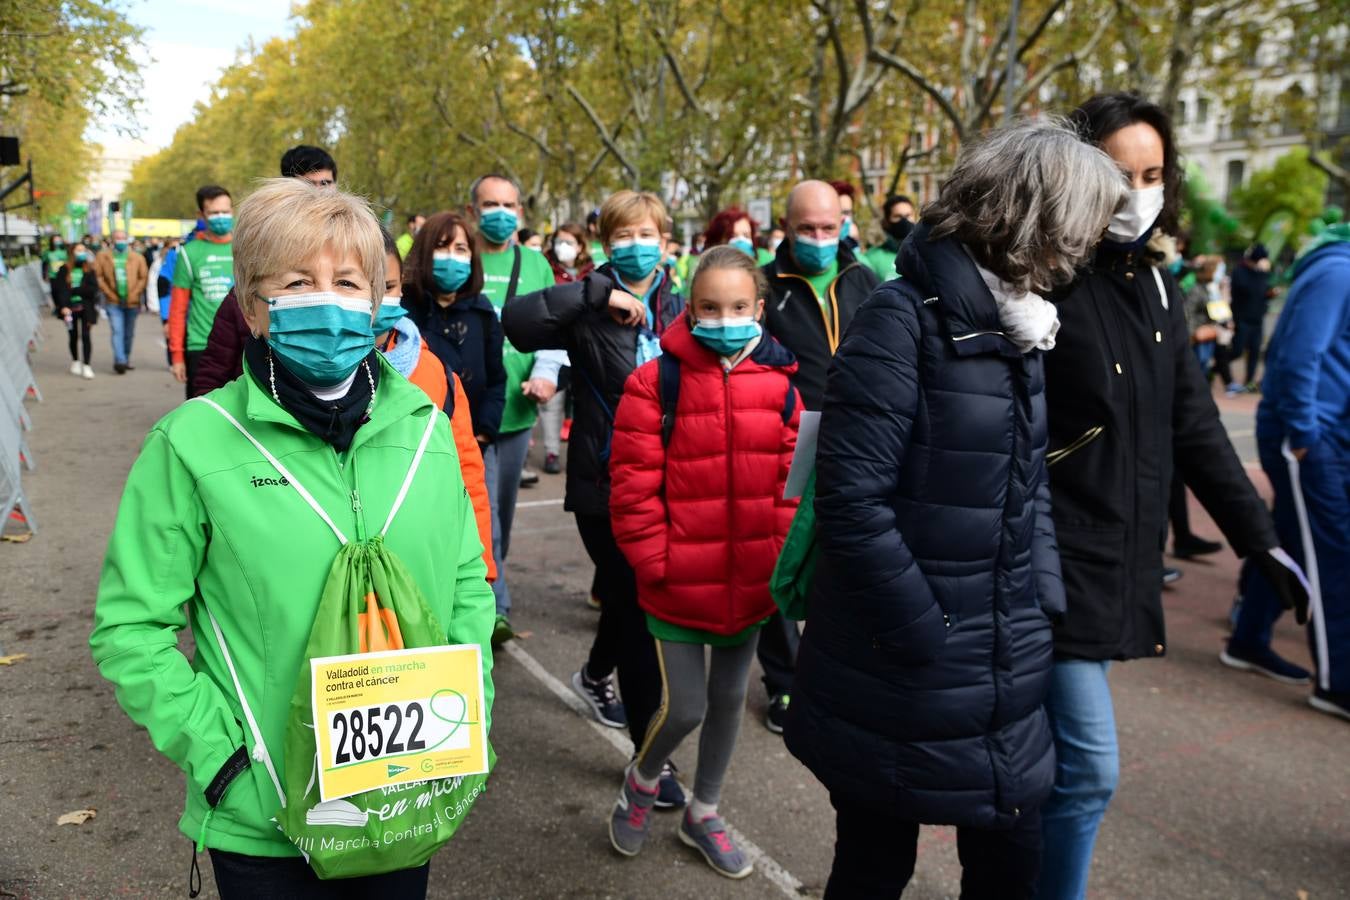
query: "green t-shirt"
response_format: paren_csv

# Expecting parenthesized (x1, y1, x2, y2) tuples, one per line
(173, 237, 235, 352)
(480, 245, 557, 434)
(395, 232, 414, 259)
(114, 251, 129, 299)
(862, 241, 901, 281)
(802, 259, 840, 309)
(646, 613, 767, 647)
(44, 249, 67, 278)
(69, 267, 85, 292)
(589, 241, 608, 267)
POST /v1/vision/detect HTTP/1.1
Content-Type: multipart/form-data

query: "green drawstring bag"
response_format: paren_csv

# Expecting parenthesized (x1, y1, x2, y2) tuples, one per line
(770, 468, 817, 621)
(195, 398, 494, 881)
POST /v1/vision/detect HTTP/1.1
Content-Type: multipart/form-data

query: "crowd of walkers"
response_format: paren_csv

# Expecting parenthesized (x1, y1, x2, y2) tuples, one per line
(83, 90, 1347, 900)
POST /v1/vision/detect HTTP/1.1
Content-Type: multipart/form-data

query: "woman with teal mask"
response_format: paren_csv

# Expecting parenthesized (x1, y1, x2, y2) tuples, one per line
(91, 177, 495, 898)
(53, 242, 100, 379)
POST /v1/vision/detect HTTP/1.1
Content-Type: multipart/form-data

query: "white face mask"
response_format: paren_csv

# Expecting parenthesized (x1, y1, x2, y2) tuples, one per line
(554, 240, 578, 265)
(1106, 186, 1164, 243)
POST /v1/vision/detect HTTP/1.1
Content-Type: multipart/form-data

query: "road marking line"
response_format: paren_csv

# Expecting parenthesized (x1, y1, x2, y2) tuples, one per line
(516, 498, 566, 509)
(500, 640, 806, 898)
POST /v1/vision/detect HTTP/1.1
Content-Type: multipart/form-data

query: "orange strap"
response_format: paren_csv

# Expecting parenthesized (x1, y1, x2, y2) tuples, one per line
(358, 591, 405, 653)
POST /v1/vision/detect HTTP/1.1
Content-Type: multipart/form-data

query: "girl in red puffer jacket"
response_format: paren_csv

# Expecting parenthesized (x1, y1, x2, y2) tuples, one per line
(605, 245, 801, 878)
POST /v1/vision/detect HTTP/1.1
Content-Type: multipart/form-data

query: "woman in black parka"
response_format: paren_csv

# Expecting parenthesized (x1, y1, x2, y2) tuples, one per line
(784, 120, 1128, 900)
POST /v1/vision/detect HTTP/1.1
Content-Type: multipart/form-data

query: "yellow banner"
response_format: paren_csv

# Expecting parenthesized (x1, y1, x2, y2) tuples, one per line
(310, 645, 489, 803)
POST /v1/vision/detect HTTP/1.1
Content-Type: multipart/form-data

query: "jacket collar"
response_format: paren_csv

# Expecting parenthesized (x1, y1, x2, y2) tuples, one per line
(897, 222, 1022, 359)
(660, 315, 798, 374)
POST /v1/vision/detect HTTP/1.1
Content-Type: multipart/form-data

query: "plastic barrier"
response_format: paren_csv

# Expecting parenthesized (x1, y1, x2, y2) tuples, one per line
(0, 261, 47, 536)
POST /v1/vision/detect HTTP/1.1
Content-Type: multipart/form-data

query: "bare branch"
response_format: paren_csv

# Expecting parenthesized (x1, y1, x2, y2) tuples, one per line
(567, 84, 639, 184)
(1012, 5, 1117, 111)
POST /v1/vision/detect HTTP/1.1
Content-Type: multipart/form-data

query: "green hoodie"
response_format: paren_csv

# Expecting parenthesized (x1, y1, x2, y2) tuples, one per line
(90, 355, 495, 857)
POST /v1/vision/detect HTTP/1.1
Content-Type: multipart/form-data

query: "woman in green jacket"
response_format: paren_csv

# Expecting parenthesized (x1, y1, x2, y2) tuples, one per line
(90, 178, 495, 898)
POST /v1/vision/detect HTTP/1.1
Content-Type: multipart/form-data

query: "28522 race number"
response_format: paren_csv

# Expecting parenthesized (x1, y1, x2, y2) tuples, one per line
(331, 702, 427, 765)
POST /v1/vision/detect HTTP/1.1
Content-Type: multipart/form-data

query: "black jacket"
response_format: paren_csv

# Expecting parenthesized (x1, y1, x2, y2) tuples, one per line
(404, 287, 506, 441)
(786, 226, 1062, 828)
(52, 264, 100, 325)
(502, 264, 683, 516)
(1229, 262, 1272, 324)
(1044, 242, 1278, 661)
(761, 240, 878, 410)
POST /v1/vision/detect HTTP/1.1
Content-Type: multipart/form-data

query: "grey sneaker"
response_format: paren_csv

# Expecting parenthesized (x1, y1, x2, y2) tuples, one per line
(679, 810, 753, 879)
(608, 765, 658, 857)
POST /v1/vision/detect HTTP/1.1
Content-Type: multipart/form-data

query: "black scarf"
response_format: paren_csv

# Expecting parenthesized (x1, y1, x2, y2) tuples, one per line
(243, 336, 379, 452)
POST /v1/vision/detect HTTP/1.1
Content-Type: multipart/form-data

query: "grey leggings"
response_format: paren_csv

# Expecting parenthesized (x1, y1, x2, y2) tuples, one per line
(636, 633, 760, 805)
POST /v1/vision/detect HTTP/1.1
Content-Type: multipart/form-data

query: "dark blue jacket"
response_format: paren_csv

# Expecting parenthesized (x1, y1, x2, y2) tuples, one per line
(785, 225, 1064, 828)
(403, 288, 506, 441)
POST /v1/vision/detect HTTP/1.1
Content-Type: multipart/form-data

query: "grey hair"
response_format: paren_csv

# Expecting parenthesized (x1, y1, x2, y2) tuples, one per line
(467, 172, 522, 207)
(923, 117, 1128, 293)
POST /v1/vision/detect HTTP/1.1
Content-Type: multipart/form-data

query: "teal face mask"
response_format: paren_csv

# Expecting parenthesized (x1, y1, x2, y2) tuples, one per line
(114, 240, 129, 252)
(432, 253, 471, 293)
(74, 252, 89, 263)
(206, 213, 233, 235)
(792, 234, 838, 273)
(372, 295, 406, 335)
(265, 291, 374, 386)
(691, 316, 762, 356)
(840, 216, 852, 242)
(609, 238, 664, 281)
(478, 208, 518, 244)
(729, 236, 755, 258)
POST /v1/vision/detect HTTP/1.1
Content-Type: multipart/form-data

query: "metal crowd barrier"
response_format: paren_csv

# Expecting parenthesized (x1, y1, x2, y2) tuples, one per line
(0, 261, 47, 536)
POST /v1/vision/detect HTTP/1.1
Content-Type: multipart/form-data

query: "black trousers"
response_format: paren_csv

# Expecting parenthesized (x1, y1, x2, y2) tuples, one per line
(67, 315, 92, 364)
(825, 795, 1043, 900)
(208, 850, 428, 900)
(575, 512, 662, 749)
(758, 610, 800, 698)
(1233, 318, 1264, 385)
(184, 349, 203, 399)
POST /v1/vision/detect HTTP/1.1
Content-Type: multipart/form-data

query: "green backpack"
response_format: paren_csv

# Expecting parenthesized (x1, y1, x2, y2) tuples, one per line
(769, 468, 817, 621)
(195, 397, 494, 880)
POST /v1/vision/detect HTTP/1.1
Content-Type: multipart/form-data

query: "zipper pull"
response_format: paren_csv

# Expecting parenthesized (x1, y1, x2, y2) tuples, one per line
(351, 489, 362, 514)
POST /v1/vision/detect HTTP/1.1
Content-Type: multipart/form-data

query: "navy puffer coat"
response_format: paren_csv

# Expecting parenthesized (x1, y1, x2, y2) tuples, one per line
(785, 224, 1065, 828)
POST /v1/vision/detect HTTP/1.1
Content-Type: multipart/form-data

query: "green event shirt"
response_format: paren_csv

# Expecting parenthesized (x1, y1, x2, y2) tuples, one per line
(172, 237, 235, 353)
(862, 240, 901, 281)
(589, 241, 608, 266)
(479, 246, 557, 434)
(44, 249, 67, 278)
(802, 259, 840, 309)
(114, 251, 128, 299)
(395, 232, 414, 259)
(69, 267, 85, 292)
(646, 614, 767, 647)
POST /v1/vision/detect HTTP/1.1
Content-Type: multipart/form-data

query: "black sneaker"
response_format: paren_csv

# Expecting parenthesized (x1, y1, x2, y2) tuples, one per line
(765, 693, 790, 735)
(113, 362, 127, 374)
(1163, 567, 1183, 586)
(543, 453, 561, 474)
(1309, 688, 1350, 722)
(519, 468, 540, 488)
(654, 760, 686, 810)
(1219, 643, 1311, 685)
(1173, 534, 1223, 558)
(570, 668, 627, 729)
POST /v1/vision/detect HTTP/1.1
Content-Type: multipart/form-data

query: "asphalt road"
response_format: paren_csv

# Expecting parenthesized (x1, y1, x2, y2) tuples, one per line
(1, 311, 1346, 899)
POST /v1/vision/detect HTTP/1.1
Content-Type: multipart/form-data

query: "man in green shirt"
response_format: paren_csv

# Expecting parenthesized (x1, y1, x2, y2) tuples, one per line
(861, 194, 917, 281)
(94, 228, 149, 373)
(396, 213, 424, 259)
(169, 185, 235, 398)
(466, 173, 563, 643)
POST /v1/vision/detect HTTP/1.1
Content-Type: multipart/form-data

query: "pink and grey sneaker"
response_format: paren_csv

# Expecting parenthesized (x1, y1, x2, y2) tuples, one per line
(678, 810, 753, 879)
(608, 765, 658, 857)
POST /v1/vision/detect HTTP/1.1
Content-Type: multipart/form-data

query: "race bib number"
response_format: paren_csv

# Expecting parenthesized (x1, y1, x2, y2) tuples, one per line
(310, 645, 489, 802)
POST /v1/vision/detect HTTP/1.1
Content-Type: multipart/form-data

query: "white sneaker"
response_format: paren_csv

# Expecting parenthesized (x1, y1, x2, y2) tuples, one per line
(81, 364, 94, 380)
(70, 360, 82, 375)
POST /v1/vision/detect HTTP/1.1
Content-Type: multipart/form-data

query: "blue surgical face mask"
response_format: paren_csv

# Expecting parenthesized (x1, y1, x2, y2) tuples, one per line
(840, 216, 852, 242)
(729, 236, 756, 258)
(478, 208, 518, 244)
(372, 294, 406, 335)
(265, 291, 374, 386)
(74, 252, 89, 263)
(691, 316, 762, 356)
(792, 234, 838, 273)
(609, 238, 664, 281)
(206, 213, 233, 236)
(114, 240, 128, 252)
(432, 252, 472, 293)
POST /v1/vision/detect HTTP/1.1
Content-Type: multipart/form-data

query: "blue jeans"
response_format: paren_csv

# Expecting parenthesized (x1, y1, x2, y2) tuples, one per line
(482, 427, 533, 616)
(1036, 659, 1118, 900)
(106, 305, 137, 366)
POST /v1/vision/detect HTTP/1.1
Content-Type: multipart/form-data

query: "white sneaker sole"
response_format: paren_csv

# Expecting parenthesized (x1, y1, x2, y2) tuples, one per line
(678, 827, 753, 879)
(1219, 650, 1311, 686)
(1309, 694, 1350, 722)
(570, 671, 626, 729)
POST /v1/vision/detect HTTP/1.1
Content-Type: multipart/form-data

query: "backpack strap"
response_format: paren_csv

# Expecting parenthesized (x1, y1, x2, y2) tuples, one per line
(379, 409, 438, 538)
(658, 353, 680, 447)
(781, 382, 797, 426)
(505, 246, 523, 301)
(191, 397, 350, 546)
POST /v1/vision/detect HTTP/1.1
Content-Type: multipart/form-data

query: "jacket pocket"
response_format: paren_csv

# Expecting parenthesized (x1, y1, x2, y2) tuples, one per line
(1054, 522, 1127, 647)
(1047, 426, 1104, 468)
(872, 601, 949, 666)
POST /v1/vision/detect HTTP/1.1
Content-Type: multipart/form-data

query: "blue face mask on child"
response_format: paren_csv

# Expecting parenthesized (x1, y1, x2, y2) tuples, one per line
(265, 291, 374, 386)
(372, 295, 406, 335)
(691, 316, 761, 356)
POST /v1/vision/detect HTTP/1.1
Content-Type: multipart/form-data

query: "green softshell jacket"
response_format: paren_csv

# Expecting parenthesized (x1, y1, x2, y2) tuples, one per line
(90, 355, 496, 857)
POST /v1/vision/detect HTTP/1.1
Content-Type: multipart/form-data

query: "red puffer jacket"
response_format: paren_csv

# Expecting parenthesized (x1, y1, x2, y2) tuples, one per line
(610, 317, 801, 635)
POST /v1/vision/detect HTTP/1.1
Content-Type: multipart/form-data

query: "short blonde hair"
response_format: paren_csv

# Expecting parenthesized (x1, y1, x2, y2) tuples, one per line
(598, 190, 667, 245)
(232, 178, 385, 318)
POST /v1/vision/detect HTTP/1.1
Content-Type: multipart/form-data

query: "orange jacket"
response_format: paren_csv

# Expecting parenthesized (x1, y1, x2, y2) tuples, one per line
(401, 336, 496, 582)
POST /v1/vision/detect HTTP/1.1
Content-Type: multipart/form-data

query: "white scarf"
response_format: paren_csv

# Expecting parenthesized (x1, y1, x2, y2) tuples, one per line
(975, 264, 1060, 354)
